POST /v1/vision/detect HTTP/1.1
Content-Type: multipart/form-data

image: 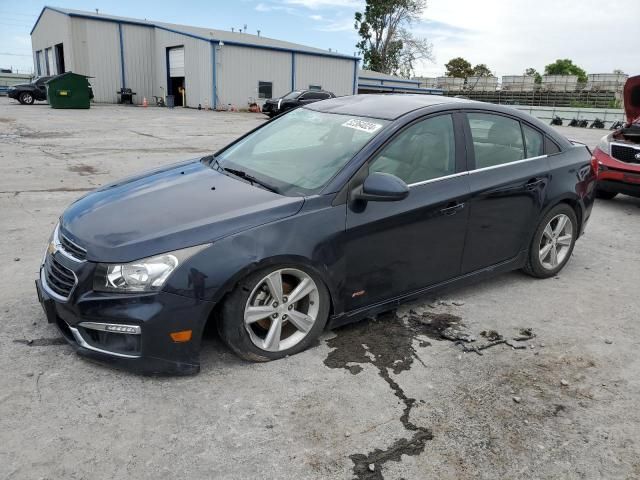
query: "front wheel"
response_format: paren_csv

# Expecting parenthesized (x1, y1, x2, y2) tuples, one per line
(219, 266, 330, 361)
(523, 204, 578, 278)
(19, 92, 34, 105)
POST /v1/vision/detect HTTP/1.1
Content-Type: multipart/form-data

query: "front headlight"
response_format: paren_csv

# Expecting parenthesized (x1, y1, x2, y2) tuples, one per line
(93, 244, 209, 293)
(597, 134, 611, 156)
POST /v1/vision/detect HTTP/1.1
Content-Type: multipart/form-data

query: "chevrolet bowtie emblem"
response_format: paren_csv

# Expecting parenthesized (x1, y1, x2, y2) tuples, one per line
(47, 241, 57, 256)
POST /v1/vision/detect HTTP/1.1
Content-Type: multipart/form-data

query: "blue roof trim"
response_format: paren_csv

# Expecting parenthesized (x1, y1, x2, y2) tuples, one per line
(358, 83, 444, 94)
(358, 75, 421, 85)
(32, 7, 360, 61)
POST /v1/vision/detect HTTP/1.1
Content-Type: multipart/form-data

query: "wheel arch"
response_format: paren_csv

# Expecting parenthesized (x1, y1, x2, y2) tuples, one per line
(203, 255, 339, 335)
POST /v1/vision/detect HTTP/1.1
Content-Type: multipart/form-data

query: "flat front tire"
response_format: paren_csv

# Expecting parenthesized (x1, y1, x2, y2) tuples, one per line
(218, 266, 330, 361)
(523, 204, 578, 278)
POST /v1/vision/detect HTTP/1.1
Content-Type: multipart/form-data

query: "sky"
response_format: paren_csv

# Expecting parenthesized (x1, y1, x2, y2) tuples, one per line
(1, 0, 637, 77)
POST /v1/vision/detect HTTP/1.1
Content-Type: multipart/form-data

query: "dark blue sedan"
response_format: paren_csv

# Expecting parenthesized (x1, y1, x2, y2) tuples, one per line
(36, 94, 597, 374)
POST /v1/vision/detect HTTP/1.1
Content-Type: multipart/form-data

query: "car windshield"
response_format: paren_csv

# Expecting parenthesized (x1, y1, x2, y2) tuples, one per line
(282, 90, 303, 100)
(216, 108, 389, 196)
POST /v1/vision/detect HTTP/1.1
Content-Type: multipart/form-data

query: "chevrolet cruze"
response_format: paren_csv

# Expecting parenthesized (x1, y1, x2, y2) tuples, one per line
(36, 95, 597, 374)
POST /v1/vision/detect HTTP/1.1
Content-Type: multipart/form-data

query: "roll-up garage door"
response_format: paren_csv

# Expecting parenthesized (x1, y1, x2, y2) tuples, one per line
(168, 47, 185, 77)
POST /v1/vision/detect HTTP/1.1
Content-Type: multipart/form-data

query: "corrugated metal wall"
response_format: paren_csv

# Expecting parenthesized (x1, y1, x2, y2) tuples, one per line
(154, 29, 213, 109)
(31, 9, 73, 75)
(216, 44, 291, 108)
(32, 11, 359, 108)
(122, 24, 155, 104)
(295, 54, 354, 96)
(71, 18, 122, 103)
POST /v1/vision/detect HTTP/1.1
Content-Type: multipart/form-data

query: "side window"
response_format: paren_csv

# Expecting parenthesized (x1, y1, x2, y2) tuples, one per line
(370, 114, 456, 185)
(468, 113, 524, 169)
(545, 136, 561, 154)
(258, 81, 273, 99)
(522, 124, 544, 158)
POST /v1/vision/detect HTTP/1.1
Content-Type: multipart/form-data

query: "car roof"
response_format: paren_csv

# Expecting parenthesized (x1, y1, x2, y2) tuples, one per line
(306, 94, 472, 120)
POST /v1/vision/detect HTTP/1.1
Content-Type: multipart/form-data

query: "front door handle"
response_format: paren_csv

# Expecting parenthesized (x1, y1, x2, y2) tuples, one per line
(525, 178, 544, 190)
(440, 201, 465, 216)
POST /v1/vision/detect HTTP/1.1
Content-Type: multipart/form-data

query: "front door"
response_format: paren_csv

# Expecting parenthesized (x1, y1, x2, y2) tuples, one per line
(344, 113, 470, 311)
(461, 112, 550, 273)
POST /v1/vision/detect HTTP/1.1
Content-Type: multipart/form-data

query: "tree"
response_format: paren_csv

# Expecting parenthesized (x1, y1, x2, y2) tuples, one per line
(525, 67, 542, 84)
(355, 0, 433, 78)
(472, 63, 492, 77)
(544, 59, 587, 83)
(445, 57, 473, 78)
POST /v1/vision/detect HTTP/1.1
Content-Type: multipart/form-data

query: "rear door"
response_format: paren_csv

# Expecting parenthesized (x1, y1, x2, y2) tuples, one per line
(344, 112, 470, 310)
(461, 111, 550, 273)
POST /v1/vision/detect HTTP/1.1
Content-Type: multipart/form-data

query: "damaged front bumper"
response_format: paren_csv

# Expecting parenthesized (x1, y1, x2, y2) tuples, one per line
(36, 268, 214, 375)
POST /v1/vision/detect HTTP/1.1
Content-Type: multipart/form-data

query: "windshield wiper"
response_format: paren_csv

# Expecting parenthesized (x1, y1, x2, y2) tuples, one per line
(223, 167, 279, 194)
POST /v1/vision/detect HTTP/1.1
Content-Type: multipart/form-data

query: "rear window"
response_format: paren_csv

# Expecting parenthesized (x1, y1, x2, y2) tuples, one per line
(468, 113, 525, 169)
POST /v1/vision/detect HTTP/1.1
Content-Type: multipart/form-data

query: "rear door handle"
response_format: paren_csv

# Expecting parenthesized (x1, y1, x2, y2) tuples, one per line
(440, 201, 465, 216)
(525, 178, 544, 190)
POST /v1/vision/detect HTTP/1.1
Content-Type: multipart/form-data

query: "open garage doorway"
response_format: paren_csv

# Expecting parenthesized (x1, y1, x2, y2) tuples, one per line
(167, 46, 185, 107)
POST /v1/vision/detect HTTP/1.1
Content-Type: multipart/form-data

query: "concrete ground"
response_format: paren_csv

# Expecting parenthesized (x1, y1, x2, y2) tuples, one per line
(1, 97, 639, 480)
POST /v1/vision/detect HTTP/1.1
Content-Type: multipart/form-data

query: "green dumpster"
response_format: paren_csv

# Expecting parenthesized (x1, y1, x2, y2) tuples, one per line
(46, 72, 93, 109)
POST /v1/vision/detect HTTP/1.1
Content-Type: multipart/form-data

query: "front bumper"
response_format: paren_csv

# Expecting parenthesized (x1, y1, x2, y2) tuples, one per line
(36, 262, 214, 375)
(595, 147, 640, 198)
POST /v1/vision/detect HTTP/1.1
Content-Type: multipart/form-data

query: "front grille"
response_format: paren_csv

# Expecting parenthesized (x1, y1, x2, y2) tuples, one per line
(44, 253, 77, 299)
(59, 233, 87, 261)
(611, 144, 640, 164)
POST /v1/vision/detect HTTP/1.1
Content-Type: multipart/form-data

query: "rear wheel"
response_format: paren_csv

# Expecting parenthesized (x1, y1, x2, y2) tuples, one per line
(523, 204, 577, 278)
(19, 92, 34, 105)
(595, 189, 617, 200)
(219, 266, 330, 361)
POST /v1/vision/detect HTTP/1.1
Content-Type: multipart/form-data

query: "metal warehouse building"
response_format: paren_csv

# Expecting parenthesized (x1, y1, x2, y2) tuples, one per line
(31, 6, 359, 108)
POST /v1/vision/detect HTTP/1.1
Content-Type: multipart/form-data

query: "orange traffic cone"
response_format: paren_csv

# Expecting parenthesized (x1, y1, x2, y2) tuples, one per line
(143, 97, 148, 107)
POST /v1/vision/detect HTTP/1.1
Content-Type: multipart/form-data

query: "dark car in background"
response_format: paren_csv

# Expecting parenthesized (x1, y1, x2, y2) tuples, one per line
(7, 76, 51, 104)
(35, 95, 596, 375)
(593, 75, 640, 199)
(262, 89, 335, 117)
(8, 74, 94, 105)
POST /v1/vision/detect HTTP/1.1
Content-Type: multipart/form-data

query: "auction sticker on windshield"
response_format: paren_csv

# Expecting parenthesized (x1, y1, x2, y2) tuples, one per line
(342, 118, 383, 134)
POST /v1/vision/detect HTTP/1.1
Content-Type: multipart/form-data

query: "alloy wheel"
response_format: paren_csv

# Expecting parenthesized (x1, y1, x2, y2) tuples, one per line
(538, 213, 573, 270)
(22, 93, 33, 103)
(244, 268, 320, 352)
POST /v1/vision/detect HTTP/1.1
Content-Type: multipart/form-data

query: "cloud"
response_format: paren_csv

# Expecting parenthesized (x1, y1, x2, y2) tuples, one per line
(309, 14, 323, 21)
(255, 2, 295, 13)
(315, 17, 355, 32)
(413, 0, 639, 77)
(284, 0, 362, 9)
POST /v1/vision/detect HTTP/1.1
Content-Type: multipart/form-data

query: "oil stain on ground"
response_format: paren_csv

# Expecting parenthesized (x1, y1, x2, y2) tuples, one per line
(324, 310, 463, 479)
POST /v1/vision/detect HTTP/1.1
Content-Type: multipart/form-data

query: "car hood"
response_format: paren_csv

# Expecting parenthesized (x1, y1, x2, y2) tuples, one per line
(60, 159, 304, 263)
(624, 75, 640, 124)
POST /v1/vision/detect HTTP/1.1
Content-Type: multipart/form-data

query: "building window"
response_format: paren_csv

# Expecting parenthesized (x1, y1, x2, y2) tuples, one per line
(309, 84, 322, 91)
(44, 47, 52, 75)
(35, 51, 42, 76)
(258, 81, 273, 99)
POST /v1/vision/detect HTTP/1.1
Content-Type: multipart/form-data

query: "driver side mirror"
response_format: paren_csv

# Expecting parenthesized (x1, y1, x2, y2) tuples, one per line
(352, 172, 409, 202)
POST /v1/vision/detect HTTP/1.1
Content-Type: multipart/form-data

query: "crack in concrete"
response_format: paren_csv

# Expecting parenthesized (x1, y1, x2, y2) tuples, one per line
(324, 311, 463, 479)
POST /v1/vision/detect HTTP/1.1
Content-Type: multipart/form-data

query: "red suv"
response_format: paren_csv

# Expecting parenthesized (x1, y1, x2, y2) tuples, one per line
(594, 75, 640, 199)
